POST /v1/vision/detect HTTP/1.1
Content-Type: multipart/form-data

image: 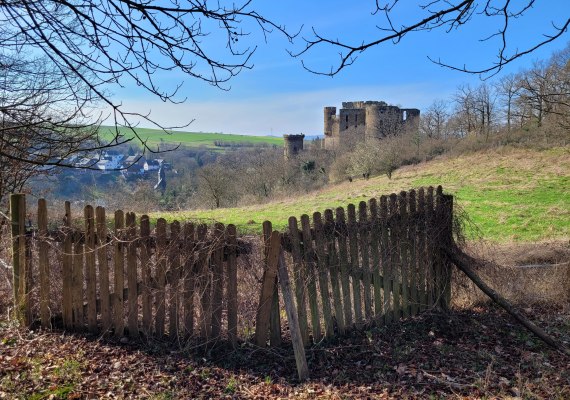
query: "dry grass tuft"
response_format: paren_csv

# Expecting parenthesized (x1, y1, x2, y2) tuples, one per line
(452, 240, 570, 309)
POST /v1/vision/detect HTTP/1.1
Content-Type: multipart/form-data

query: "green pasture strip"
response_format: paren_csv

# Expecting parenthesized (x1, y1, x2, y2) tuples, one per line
(150, 147, 569, 242)
(98, 126, 283, 149)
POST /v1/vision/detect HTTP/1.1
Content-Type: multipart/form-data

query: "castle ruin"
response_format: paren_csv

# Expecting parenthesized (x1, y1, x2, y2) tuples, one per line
(283, 134, 305, 158)
(323, 101, 420, 150)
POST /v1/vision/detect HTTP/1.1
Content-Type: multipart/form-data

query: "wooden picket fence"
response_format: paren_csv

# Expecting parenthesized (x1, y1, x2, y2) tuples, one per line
(9, 196, 241, 344)
(9, 186, 453, 354)
(254, 186, 453, 348)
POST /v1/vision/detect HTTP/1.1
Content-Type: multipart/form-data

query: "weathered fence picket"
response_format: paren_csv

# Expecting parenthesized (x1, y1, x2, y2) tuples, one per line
(85, 205, 97, 333)
(379, 195, 391, 324)
(114, 210, 125, 337)
(300, 213, 321, 342)
(226, 224, 238, 345)
(408, 190, 419, 316)
(96, 206, 111, 332)
(182, 222, 195, 338)
(368, 198, 382, 320)
(126, 212, 138, 338)
(140, 215, 152, 335)
(324, 209, 345, 334)
(62, 201, 72, 329)
(399, 192, 410, 318)
(313, 212, 334, 338)
(346, 204, 363, 325)
(287, 216, 309, 345)
(38, 199, 50, 328)
(335, 207, 353, 328)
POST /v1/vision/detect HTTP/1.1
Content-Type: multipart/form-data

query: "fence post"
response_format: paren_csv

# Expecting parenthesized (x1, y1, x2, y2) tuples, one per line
(255, 222, 281, 347)
(10, 193, 28, 325)
(262, 221, 282, 346)
(438, 188, 454, 311)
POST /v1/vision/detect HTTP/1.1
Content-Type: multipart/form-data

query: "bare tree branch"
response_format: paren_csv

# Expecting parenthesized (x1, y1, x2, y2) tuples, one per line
(291, 1, 568, 77)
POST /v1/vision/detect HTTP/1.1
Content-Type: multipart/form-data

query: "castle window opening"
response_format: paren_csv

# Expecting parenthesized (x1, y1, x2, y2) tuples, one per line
(355, 114, 357, 128)
(403, 110, 407, 121)
(345, 115, 349, 129)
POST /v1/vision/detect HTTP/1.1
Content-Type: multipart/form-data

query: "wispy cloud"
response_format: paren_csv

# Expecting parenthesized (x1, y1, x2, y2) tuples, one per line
(112, 83, 451, 136)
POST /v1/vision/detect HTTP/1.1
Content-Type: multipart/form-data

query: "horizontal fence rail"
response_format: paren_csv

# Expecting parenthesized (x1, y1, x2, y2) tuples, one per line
(9, 186, 453, 352)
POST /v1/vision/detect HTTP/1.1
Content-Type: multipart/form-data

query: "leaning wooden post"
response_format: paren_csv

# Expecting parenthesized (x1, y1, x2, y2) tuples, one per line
(10, 193, 28, 324)
(444, 246, 570, 356)
(273, 231, 309, 381)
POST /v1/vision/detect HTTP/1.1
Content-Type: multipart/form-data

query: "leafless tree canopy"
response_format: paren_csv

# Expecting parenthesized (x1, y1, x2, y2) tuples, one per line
(293, 0, 569, 76)
(0, 0, 293, 203)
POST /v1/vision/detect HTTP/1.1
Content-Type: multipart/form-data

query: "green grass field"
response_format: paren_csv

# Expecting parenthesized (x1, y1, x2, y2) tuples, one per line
(152, 146, 570, 242)
(99, 126, 283, 149)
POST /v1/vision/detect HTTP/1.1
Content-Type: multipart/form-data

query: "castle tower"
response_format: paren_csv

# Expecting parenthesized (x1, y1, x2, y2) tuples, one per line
(323, 107, 336, 137)
(365, 104, 382, 141)
(365, 104, 408, 140)
(283, 134, 305, 159)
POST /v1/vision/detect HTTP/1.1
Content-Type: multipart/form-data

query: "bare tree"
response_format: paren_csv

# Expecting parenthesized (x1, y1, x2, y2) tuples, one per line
(0, 50, 101, 204)
(293, 1, 569, 77)
(196, 163, 237, 209)
(420, 99, 449, 139)
(540, 44, 570, 130)
(453, 84, 477, 136)
(517, 60, 555, 127)
(495, 73, 522, 133)
(473, 83, 497, 140)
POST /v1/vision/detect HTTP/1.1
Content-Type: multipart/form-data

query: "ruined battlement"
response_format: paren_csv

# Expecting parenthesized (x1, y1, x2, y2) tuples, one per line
(283, 134, 305, 159)
(323, 101, 420, 149)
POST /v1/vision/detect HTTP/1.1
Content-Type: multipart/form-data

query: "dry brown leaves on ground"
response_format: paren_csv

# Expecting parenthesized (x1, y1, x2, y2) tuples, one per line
(1, 305, 568, 399)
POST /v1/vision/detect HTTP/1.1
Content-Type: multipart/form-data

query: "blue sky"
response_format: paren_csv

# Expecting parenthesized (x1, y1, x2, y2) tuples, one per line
(114, 1, 570, 136)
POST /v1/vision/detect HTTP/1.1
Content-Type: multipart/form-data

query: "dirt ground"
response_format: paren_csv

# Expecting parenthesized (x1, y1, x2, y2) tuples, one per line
(0, 241, 568, 399)
(0, 305, 568, 399)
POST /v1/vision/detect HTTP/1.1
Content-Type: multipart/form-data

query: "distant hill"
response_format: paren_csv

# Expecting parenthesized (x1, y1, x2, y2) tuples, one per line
(303, 135, 324, 141)
(99, 126, 283, 150)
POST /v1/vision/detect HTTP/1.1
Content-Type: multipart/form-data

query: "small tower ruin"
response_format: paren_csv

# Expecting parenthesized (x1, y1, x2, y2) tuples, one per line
(283, 134, 305, 159)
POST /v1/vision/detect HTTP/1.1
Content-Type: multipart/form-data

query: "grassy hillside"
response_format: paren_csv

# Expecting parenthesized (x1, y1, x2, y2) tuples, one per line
(153, 146, 569, 242)
(99, 126, 283, 149)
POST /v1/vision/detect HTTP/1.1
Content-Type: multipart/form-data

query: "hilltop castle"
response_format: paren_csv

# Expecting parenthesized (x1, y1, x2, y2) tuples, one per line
(323, 101, 420, 150)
